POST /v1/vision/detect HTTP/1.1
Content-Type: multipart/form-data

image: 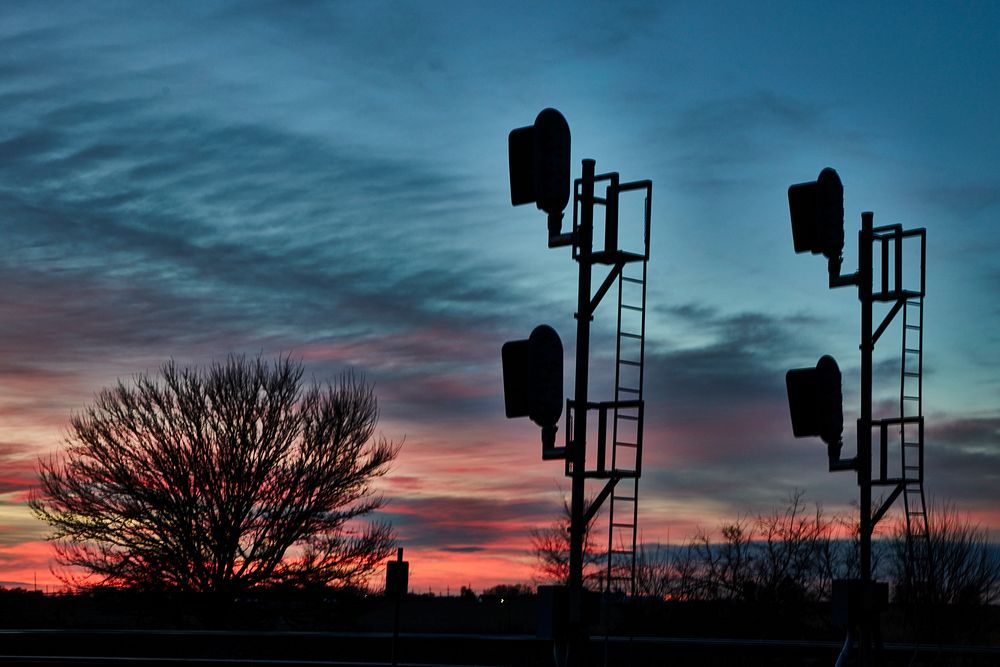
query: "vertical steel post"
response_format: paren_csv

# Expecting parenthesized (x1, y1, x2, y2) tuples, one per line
(858, 211, 874, 665)
(390, 547, 405, 667)
(568, 158, 595, 664)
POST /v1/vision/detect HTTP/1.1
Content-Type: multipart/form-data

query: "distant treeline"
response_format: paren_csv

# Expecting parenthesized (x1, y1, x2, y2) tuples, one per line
(629, 494, 1000, 608)
(535, 491, 1000, 608)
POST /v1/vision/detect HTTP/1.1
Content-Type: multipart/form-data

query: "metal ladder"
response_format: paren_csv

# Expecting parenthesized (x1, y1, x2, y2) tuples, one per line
(900, 297, 930, 589)
(605, 258, 647, 595)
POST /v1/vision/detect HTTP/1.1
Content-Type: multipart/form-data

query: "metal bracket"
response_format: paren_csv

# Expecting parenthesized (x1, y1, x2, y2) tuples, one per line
(583, 477, 620, 526)
(828, 256, 860, 288)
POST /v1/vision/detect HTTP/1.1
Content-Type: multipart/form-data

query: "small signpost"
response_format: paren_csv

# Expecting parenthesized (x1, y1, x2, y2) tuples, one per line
(385, 548, 408, 666)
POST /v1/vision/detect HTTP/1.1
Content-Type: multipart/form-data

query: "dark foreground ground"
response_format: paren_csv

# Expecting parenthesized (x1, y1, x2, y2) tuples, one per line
(1, 628, 998, 666)
(0, 588, 997, 665)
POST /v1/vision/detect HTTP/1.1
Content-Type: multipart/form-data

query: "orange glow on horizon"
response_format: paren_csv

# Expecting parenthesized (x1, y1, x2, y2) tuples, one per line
(0, 541, 67, 592)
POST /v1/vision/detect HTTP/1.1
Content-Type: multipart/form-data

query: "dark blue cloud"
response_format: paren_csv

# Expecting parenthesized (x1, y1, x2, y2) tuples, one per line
(382, 495, 552, 552)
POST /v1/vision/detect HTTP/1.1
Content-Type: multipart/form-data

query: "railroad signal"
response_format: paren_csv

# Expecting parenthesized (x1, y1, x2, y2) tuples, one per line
(786, 166, 928, 666)
(505, 107, 654, 664)
(788, 167, 845, 260)
(508, 108, 571, 232)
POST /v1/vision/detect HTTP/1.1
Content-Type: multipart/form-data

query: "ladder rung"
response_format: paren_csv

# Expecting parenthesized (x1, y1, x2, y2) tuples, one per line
(903, 371, 920, 377)
(620, 332, 642, 340)
(610, 549, 633, 555)
(903, 442, 920, 447)
(905, 347, 920, 353)
(615, 441, 637, 448)
(612, 495, 635, 502)
(618, 359, 641, 366)
(904, 465, 920, 471)
(906, 299, 922, 307)
(617, 414, 638, 421)
(621, 304, 643, 312)
(622, 277, 643, 284)
(612, 522, 634, 529)
(618, 387, 640, 394)
(905, 324, 920, 330)
(903, 395, 920, 401)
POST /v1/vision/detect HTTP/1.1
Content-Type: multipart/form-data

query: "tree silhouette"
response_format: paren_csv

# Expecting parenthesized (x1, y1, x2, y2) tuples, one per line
(889, 500, 1000, 606)
(648, 491, 843, 603)
(530, 496, 602, 587)
(30, 355, 400, 594)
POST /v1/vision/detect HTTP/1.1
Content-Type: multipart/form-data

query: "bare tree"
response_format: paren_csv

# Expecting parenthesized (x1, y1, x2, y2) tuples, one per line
(530, 521, 572, 585)
(683, 491, 841, 603)
(633, 541, 681, 599)
(529, 496, 602, 588)
(752, 489, 834, 602)
(690, 517, 755, 601)
(31, 355, 400, 594)
(665, 544, 703, 601)
(889, 500, 1000, 606)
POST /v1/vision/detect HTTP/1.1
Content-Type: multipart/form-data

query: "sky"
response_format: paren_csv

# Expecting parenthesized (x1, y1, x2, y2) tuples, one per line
(1, 1, 999, 593)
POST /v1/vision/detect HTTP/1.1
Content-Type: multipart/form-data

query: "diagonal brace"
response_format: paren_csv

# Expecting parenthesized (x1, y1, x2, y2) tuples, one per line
(589, 261, 625, 316)
(872, 298, 905, 346)
(583, 476, 620, 526)
(871, 482, 905, 528)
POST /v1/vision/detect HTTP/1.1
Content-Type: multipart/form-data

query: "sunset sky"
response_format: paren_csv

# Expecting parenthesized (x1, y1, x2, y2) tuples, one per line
(2, 2, 999, 592)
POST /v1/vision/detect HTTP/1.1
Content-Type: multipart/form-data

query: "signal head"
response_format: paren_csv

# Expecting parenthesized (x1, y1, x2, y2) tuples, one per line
(501, 324, 564, 429)
(786, 354, 843, 447)
(788, 167, 844, 260)
(508, 108, 571, 218)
